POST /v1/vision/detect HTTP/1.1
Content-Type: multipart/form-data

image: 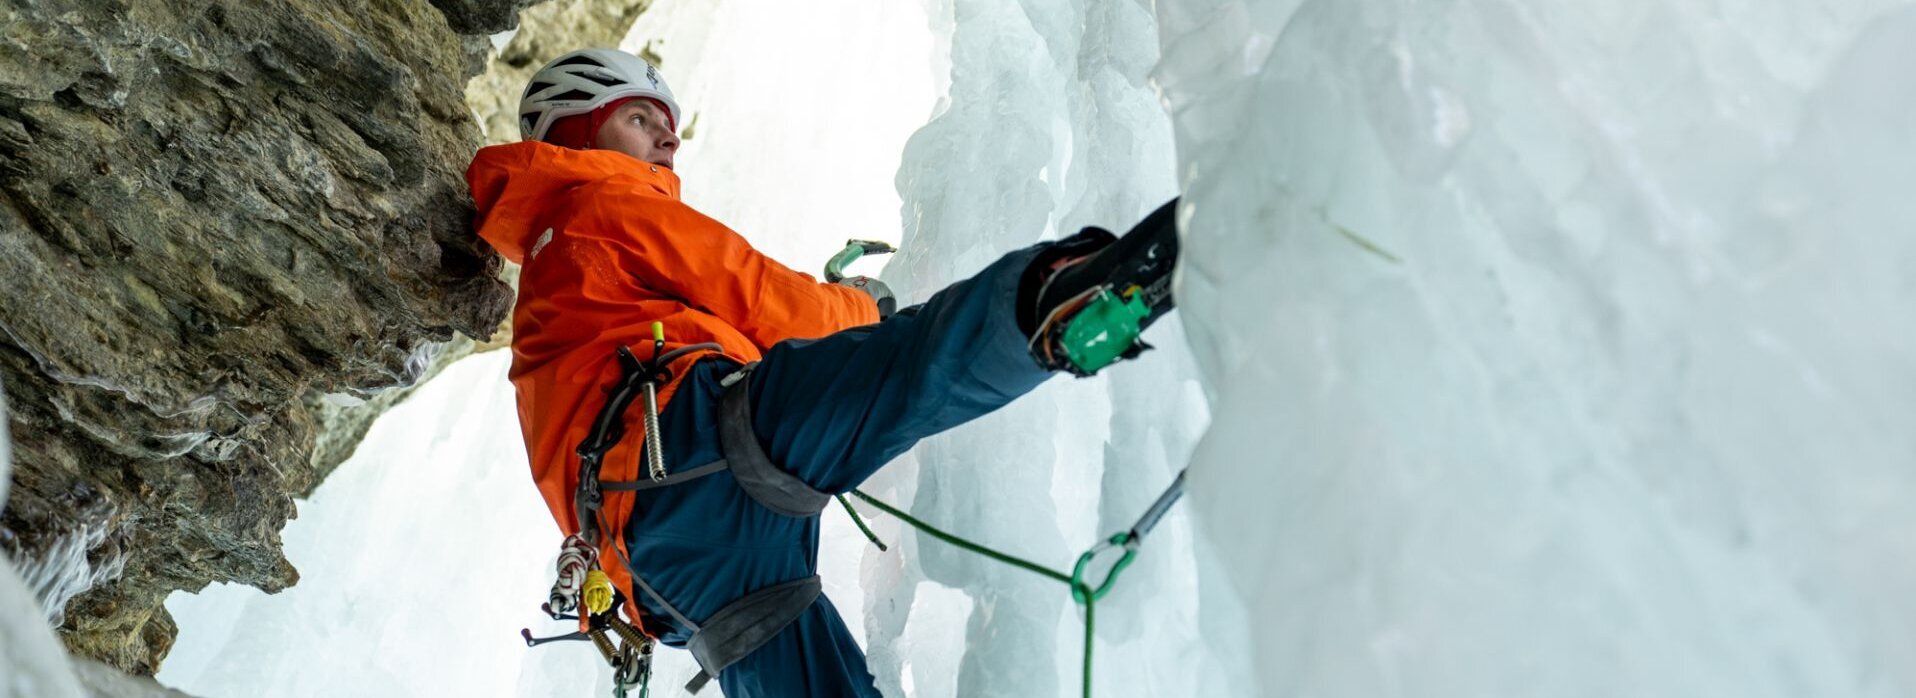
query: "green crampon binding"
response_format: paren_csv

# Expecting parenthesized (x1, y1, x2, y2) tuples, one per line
(1059, 286, 1153, 375)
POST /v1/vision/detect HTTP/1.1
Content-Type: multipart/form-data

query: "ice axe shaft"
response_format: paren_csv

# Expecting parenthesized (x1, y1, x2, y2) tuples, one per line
(1127, 468, 1186, 545)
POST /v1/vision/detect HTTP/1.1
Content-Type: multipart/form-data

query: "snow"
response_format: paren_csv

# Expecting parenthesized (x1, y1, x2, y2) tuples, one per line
(158, 0, 1916, 696)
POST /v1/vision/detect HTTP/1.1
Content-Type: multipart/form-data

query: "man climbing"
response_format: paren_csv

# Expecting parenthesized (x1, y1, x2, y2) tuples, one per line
(466, 48, 1180, 697)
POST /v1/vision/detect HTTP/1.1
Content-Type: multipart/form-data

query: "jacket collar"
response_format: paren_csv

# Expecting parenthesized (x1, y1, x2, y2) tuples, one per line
(466, 141, 681, 263)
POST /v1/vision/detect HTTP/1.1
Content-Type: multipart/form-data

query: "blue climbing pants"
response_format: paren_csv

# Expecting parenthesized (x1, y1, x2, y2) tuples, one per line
(622, 244, 1055, 697)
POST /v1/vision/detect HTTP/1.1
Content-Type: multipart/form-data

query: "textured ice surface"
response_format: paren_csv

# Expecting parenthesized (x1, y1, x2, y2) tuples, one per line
(861, 0, 1218, 696)
(1156, 0, 1916, 696)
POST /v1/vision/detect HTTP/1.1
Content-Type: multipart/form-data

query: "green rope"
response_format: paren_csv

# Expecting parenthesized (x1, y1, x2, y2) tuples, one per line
(849, 490, 1072, 585)
(835, 494, 888, 552)
(850, 488, 1149, 697)
(1080, 596, 1096, 698)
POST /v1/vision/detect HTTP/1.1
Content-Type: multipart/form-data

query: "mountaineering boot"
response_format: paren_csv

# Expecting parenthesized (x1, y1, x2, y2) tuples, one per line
(1020, 198, 1181, 376)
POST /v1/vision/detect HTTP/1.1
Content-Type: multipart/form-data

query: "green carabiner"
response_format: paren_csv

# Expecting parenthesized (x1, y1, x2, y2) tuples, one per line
(1069, 532, 1139, 605)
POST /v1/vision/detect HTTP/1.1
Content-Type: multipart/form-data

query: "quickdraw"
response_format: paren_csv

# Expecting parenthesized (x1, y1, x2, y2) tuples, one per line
(519, 588, 655, 698)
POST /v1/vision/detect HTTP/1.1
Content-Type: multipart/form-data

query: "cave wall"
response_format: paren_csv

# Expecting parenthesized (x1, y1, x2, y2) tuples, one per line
(0, 0, 524, 672)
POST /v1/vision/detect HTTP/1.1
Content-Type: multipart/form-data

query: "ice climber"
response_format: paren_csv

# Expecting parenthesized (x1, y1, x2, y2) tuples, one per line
(466, 48, 1181, 697)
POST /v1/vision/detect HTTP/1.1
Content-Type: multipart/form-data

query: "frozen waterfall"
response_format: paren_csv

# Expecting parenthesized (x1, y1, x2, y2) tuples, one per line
(1161, 0, 1916, 696)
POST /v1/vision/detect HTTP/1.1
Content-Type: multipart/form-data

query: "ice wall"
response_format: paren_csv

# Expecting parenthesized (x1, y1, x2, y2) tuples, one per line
(860, 0, 1225, 696)
(1155, 0, 1916, 696)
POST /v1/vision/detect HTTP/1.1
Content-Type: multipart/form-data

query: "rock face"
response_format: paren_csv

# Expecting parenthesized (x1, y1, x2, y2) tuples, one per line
(466, 0, 654, 147)
(304, 0, 654, 487)
(0, 0, 519, 672)
(428, 0, 541, 35)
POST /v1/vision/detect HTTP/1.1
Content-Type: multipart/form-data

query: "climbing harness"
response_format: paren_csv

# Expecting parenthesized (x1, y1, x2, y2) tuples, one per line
(523, 320, 857, 695)
(839, 469, 1188, 698)
(608, 359, 832, 693)
(572, 322, 716, 544)
(522, 321, 723, 698)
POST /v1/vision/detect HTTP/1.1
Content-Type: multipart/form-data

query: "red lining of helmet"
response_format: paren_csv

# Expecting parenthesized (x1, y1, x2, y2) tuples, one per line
(540, 96, 677, 150)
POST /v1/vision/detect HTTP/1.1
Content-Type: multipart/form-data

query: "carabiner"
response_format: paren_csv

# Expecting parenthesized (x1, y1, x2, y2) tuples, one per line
(1069, 532, 1139, 605)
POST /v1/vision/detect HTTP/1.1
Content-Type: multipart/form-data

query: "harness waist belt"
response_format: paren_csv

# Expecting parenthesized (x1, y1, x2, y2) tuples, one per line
(598, 362, 835, 692)
(716, 363, 833, 516)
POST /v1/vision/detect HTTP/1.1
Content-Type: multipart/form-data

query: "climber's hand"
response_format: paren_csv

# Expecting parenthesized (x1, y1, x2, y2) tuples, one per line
(838, 275, 896, 319)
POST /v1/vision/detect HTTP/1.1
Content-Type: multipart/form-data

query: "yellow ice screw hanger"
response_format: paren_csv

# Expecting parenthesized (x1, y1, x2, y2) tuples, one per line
(644, 321, 669, 482)
(583, 569, 614, 615)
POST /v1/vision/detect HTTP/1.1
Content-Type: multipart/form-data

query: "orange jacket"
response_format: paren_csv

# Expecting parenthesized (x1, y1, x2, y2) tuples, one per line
(467, 141, 878, 622)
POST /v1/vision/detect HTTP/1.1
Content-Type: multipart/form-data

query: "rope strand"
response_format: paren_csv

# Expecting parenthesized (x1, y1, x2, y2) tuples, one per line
(835, 495, 888, 551)
(849, 490, 1072, 585)
(848, 476, 1184, 698)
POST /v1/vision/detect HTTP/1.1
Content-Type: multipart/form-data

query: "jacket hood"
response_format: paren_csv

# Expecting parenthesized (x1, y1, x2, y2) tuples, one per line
(466, 141, 682, 263)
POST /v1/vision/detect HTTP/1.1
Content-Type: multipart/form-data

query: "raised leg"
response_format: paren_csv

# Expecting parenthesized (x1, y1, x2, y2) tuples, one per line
(748, 197, 1182, 493)
(749, 244, 1053, 494)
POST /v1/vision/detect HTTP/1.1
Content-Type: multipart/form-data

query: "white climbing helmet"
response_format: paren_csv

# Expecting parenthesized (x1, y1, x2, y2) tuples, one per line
(518, 48, 681, 142)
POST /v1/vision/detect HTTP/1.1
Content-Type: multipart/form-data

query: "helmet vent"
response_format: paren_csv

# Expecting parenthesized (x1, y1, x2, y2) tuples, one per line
(554, 55, 605, 68)
(526, 81, 555, 95)
(581, 73, 626, 88)
(551, 89, 595, 102)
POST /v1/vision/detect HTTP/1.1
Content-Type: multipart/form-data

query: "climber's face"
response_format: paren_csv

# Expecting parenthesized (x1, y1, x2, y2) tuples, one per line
(596, 99, 680, 171)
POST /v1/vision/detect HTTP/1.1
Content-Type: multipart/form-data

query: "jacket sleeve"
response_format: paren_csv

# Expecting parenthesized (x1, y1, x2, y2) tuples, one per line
(581, 184, 880, 348)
